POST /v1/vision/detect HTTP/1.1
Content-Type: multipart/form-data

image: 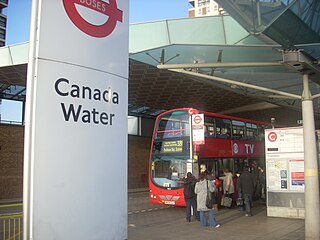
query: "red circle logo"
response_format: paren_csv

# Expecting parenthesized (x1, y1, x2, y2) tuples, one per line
(268, 132, 277, 142)
(193, 115, 202, 124)
(63, 0, 123, 38)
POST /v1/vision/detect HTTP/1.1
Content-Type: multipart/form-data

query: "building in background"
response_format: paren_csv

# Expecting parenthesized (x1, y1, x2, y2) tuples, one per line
(0, 0, 8, 122)
(188, 0, 223, 17)
(0, 0, 7, 47)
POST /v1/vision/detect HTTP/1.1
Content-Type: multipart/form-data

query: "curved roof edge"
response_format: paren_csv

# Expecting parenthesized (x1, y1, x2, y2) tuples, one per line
(129, 15, 273, 54)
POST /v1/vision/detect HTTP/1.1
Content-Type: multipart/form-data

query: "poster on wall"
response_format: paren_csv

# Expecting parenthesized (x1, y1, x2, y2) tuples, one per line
(266, 159, 288, 191)
(289, 159, 304, 190)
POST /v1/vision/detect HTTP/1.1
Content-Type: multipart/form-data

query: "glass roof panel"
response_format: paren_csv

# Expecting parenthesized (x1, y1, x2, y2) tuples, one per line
(130, 44, 285, 67)
(216, 0, 320, 49)
(0, 42, 29, 67)
(129, 15, 266, 55)
(168, 17, 229, 44)
(129, 21, 170, 53)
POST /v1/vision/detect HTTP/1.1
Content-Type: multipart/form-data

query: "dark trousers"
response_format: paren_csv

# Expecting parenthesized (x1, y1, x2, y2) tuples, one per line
(185, 198, 199, 221)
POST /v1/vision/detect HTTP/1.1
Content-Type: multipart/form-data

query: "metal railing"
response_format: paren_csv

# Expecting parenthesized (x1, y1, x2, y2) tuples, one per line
(0, 203, 23, 240)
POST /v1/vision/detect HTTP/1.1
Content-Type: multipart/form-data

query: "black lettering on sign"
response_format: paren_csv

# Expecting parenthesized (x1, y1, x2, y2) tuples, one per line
(55, 78, 119, 126)
(60, 103, 115, 125)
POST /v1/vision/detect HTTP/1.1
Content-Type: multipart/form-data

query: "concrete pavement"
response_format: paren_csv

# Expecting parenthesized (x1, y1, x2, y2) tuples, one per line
(128, 199, 305, 240)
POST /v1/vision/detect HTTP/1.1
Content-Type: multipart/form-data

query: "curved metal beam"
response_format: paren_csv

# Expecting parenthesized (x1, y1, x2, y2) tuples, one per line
(166, 68, 302, 100)
(157, 62, 282, 69)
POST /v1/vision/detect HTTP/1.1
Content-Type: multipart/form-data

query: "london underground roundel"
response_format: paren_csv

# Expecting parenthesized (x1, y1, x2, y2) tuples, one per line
(193, 115, 202, 125)
(63, 0, 123, 38)
(268, 132, 277, 142)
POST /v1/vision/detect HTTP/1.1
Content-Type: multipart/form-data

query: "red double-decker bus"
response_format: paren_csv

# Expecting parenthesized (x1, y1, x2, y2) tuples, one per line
(149, 108, 271, 206)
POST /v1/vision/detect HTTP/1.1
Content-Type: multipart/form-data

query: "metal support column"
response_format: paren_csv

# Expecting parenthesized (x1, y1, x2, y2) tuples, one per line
(302, 73, 320, 240)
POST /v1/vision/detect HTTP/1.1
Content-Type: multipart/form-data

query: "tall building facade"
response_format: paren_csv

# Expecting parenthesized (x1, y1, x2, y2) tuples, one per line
(0, 0, 7, 47)
(0, 0, 7, 122)
(188, 0, 223, 17)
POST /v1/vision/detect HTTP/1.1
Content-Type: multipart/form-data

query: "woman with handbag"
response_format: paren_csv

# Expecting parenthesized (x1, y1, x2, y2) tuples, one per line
(219, 168, 235, 208)
(195, 172, 221, 228)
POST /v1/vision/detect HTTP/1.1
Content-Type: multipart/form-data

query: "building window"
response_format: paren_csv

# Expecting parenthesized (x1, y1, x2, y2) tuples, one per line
(0, 16, 6, 28)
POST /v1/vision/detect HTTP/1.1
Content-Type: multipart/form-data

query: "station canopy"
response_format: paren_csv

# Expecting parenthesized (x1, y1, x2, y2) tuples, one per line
(0, 0, 319, 126)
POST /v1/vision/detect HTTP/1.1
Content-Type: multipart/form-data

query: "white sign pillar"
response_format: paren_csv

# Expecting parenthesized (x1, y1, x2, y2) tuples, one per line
(23, 1, 129, 239)
(302, 74, 320, 240)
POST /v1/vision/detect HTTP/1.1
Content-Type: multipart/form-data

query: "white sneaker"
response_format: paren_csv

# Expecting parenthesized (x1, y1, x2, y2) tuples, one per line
(215, 224, 221, 228)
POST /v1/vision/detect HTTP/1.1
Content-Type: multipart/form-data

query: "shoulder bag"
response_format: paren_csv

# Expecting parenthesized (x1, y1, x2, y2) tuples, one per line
(205, 181, 213, 209)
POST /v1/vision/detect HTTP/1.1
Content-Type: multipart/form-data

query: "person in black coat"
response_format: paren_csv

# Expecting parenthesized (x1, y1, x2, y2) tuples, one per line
(237, 166, 256, 216)
(184, 172, 199, 222)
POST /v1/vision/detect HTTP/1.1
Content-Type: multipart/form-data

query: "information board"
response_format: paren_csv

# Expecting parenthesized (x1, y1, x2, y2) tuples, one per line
(265, 127, 304, 192)
(192, 114, 205, 145)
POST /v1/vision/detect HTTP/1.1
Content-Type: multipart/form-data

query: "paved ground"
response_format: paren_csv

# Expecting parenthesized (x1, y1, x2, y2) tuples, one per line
(1, 190, 305, 240)
(128, 198, 305, 240)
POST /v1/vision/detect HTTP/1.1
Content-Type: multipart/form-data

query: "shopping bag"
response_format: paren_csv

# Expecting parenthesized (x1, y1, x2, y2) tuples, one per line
(236, 198, 243, 206)
(221, 194, 232, 207)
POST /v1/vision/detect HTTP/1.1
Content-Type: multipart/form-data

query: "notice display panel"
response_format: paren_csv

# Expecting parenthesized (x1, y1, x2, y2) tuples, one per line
(23, 1, 129, 239)
(265, 127, 305, 218)
(265, 127, 304, 192)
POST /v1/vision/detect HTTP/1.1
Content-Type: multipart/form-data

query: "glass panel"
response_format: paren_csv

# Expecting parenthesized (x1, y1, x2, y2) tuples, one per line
(155, 110, 189, 139)
(246, 123, 258, 141)
(128, 116, 138, 135)
(151, 155, 188, 188)
(217, 0, 320, 47)
(204, 116, 216, 137)
(129, 21, 170, 53)
(258, 125, 266, 141)
(232, 120, 245, 140)
(8, 43, 29, 65)
(216, 118, 231, 139)
(0, 0, 8, 5)
(167, 15, 227, 45)
(0, 16, 6, 28)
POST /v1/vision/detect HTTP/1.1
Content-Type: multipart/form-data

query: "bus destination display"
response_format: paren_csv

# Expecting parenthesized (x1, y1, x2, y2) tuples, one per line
(161, 140, 183, 153)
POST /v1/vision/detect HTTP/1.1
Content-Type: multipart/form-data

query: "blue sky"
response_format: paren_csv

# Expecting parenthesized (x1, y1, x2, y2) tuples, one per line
(5, 0, 190, 45)
(1, 0, 190, 122)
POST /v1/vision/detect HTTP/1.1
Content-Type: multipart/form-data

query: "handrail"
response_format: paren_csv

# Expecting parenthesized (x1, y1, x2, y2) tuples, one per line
(0, 203, 23, 240)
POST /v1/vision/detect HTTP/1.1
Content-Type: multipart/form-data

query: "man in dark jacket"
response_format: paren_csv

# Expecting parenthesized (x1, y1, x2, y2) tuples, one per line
(238, 166, 256, 216)
(184, 172, 199, 222)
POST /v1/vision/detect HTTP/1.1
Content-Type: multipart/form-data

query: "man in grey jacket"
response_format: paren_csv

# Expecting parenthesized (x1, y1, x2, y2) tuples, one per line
(237, 166, 256, 216)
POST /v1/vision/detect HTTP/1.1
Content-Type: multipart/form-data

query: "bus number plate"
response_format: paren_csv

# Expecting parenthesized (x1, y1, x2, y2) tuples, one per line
(164, 201, 175, 205)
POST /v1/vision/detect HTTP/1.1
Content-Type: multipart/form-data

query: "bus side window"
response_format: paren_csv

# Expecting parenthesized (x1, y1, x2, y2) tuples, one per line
(208, 126, 215, 137)
(216, 118, 231, 139)
(216, 127, 221, 136)
(204, 116, 216, 137)
(232, 120, 245, 140)
(258, 125, 265, 141)
(246, 123, 258, 141)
